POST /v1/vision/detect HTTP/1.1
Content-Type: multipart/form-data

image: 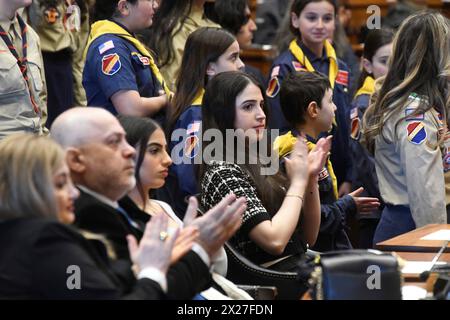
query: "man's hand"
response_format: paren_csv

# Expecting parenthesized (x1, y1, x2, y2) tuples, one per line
(184, 194, 246, 258)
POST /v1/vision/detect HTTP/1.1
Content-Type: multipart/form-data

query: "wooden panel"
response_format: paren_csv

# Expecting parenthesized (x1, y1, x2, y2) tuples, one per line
(241, 45, 277, 78)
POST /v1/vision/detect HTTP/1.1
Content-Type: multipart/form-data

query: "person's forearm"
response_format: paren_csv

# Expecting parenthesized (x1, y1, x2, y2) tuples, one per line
(301, 176, 321, 245)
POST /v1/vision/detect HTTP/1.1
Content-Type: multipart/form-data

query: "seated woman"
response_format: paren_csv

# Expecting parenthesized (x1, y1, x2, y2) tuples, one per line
(117, 115, 252, 299)
(0, 133, 178, 299)
(199, 71, 331, 272)
(164, 27, 245, 217)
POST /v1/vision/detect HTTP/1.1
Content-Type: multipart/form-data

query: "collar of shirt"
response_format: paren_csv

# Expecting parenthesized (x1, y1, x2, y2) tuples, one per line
(77, 185, 119, 209)
(298, 40, 328, 64)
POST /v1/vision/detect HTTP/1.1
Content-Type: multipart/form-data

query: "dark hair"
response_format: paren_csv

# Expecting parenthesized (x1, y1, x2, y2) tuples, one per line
(364, 11, 450, 154)
(117, 115, 160, 209)
(147, 0, 195, 68)
(168, 27, 236, 132)
(355, 28, 394, 91)
(280, 71, 331, 127)
(290, 0, 337, 36)
(213, 0, 250, 35)
(200, 71, 286, 213)
(92, 0, 138, 22)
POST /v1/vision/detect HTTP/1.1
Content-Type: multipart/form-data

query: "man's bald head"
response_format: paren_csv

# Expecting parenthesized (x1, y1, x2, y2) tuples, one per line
(51, 107, 118, 148)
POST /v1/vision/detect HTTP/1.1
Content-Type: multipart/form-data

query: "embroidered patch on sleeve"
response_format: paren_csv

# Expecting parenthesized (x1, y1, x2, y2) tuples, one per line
(271, 66, 280, 78)
(266, 77, 280, 98)
(405, 108, 424, 121)
(98, 40, 115, 54)
(101, 53, 122, 76)
(407, 121, 427, 145)
(131, 52, 150, 66)
(184, 135, 200, 159)
(318, 167, 330, 181)
(186, 121, 201, 135)
(336, 70, 349, 86)
(350, 117, 361, 140)
(350, 107, 358, 120)
(443, 149, 450, 173)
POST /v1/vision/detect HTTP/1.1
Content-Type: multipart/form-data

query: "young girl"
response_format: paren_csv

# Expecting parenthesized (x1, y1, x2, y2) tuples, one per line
(363, 11, 449, 244)
(163, 27, 244, 217)
(148, 0, 220, 90)
(350, 29, 393, 248)
(267, 0, 352, 197)
(83, 0, 170, 118)
(199, 71, 330, 276)
(117, 115, 252, 300)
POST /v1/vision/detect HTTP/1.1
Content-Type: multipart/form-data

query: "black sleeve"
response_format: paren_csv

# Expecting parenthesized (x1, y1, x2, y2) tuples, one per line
(166, 251, 213, 300)
(319, 195, 356, 235)
(32, 223, 165, 300)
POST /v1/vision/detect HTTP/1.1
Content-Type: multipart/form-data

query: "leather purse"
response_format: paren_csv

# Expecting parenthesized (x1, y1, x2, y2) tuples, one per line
(304, 250, 403, 300)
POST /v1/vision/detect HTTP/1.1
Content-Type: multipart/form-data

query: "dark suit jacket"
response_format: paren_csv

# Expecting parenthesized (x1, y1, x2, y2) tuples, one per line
(74, 189, 212, 299)
(0, 218, 164, 299)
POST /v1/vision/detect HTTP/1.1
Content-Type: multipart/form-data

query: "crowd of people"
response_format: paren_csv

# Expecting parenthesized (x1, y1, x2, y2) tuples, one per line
(0, 0, 449, 300)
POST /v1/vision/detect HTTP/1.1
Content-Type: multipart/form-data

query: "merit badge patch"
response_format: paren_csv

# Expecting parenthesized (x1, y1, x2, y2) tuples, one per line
(292, 61, 306, 72)
(184, 135, 199, 159)
(407, 121, 427, 145)
(98, 40, 115, 55)
(336, 70, 349, 86)
(405, 108, 424, 121)
(266, 77, 280, 98)
(102, 53, 121, 76)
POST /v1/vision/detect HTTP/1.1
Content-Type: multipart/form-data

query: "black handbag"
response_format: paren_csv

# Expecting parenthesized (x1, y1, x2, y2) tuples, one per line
(304, 250, 403, 300)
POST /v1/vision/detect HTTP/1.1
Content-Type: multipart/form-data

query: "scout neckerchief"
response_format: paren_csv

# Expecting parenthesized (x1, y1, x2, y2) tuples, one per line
(0, 14, 40, 114)
(274, 131, 338, 199)
(355, 76, 375, 98)
(85, 19, 172, 97)
(289, 39, 338, 89)
(191, 88, 205, 106)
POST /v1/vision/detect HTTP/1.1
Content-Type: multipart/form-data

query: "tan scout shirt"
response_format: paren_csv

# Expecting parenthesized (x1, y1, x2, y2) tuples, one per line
(28, 0, 89, 105)
(159, 5, 220, 91)
(0, 15, 48, 139)
(375, 94, 447, 227)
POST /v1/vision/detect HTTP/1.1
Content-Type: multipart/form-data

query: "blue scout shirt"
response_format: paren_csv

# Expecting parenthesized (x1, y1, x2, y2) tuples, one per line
(267, 40, 353, 185)
(163, 104, 202, 218)
(83, 23, 163, 115)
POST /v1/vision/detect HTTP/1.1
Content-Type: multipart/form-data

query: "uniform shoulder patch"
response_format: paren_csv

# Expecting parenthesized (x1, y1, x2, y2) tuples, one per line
(102, 53, 122, 76)
(271, 66, 280, 78)
(266, 77, 280, 98)
(405, 108, 424, 121)
(98, 40, 115, 55)
(131, 52, 150, 66)
(407, 121, 427, 145)
(184, 135, 200, 159)
(350, 117, 361, 141)
(336, 70, 349, 86)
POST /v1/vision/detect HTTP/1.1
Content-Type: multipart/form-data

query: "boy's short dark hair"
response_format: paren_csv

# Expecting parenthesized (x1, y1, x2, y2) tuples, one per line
(280, 71, 331, 127)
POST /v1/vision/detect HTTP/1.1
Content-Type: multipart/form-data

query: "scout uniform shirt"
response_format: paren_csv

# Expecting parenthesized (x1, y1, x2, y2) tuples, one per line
(274, 131, 353, 251)
(0, 14, 47, 139)
(375, 93, 447, 227)
(29, 0, 89, 105)
(349, 76, 382, 220)
(82, 20, 170, 115)
(159, 5, 219, 91)
(165, 91, 204, 216)
(267, 39, 353, 186)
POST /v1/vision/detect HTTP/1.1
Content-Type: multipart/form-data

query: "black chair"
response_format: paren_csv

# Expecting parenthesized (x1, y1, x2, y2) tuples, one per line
(193, 195, 306, 300)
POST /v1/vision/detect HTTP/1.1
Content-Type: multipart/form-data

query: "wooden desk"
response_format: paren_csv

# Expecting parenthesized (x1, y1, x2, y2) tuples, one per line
(375, 224, 450, 253)
(394, 251, 450, 282)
